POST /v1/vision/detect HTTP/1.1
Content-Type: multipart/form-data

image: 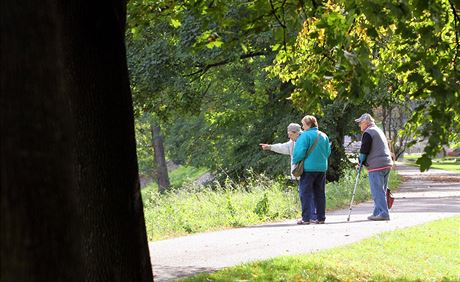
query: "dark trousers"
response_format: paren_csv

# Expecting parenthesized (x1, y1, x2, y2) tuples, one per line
(299, 172, 326, 221)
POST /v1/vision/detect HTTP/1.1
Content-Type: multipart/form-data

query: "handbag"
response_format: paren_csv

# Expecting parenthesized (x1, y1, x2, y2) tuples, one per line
(292, 132, 321, 177)
(386, 188, 394, 209)
(386, 169, 395, 209)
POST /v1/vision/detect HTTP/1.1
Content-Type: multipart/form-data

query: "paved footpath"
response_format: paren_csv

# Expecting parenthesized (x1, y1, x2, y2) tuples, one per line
(149, 164, 460, 281)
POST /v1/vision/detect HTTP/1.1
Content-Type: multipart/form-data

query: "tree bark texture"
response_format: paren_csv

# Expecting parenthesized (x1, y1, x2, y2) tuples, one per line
(328, 131, 347, 182)
(1, 1, 153, 281)
(150, 124, 170, 193)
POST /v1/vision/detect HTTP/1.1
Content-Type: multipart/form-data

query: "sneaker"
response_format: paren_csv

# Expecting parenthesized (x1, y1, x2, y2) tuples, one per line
(296, 219, 310, 225)
(367, 215, 390, 221)
(309, 220, 325, 224)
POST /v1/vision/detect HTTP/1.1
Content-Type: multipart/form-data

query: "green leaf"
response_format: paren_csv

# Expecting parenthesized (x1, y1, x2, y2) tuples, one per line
(170, 18, 182, 28)
(206, 40, 223, 49)
(416, 155, 432, 172)
(272, 44, 281, 51)
(241, 43, 248, 53)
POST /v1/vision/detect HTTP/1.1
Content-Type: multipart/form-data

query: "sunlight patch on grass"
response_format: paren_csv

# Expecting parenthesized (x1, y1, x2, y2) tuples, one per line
(141, 165, 208, 197)
(403, 154, 460, 172)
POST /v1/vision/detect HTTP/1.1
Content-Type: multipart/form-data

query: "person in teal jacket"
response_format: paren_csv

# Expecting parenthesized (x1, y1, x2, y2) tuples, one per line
(292, 115, 331, 224)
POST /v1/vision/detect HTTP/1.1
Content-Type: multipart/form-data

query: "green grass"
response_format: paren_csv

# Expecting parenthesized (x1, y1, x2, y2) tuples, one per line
(325, 169, 400, 210)
(431, 163, 460, 172)
(168, 166, 209, 186)
(142, 174, 300, 240)
(403, 154, 460, 172)
(143, 169, 402, 241)
(182, 215, 460, 282)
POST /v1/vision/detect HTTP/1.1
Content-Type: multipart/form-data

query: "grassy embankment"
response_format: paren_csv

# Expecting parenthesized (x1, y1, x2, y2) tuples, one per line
(142, 168, 401, 241)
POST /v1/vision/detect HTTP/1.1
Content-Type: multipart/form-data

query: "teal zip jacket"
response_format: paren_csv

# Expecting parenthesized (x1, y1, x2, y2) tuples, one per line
(292, 127, 331, 172)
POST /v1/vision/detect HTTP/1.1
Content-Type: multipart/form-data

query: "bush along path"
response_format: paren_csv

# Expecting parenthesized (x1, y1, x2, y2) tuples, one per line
(149, 164, 460, 281)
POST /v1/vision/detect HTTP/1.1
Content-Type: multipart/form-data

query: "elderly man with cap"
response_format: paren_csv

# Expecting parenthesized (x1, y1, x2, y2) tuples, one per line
(260, 123, 303, 180)
(356, 113, 393, 221)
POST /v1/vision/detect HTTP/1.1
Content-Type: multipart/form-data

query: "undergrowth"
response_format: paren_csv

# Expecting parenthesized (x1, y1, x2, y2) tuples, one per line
(143, 169, 401, 241)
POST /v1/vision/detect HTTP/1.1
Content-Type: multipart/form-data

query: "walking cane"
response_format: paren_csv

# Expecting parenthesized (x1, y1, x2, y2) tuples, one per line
(347, 163, 363, 221)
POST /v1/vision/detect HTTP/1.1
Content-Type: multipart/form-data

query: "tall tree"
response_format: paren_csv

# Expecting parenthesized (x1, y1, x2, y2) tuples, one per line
(269, 0, 460, 171)
(127, 2, 308, 180)
(1, 1, 153, 281)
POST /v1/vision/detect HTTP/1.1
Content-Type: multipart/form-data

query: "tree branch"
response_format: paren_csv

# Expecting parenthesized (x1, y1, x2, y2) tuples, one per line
(449, 0, 459, 70)
(186, 51, 270, 78)
(281, 0, 288, 51)
(298, 0, 309, 19)
(311, 0, 318, 11)
(269, 0, 287, 29)
(269, 0, 288, 51)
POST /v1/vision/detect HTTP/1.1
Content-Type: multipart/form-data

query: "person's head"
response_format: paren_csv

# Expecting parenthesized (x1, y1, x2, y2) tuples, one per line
(355, 113, 375, 132)
(287, 123, 302, 141)
(301, 115, 318, 131)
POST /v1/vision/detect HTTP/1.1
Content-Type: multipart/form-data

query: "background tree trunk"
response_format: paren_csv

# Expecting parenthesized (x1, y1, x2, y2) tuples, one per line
(151, 123, 170, 193)
(328, 128, 348, 182)
(322, 100, 358, 182)
(1, 1, 153, 281)
(382, 107, 388, 137)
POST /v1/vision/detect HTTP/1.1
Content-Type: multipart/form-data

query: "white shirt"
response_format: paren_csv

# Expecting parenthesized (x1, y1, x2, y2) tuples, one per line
(270, 140, 299, 180)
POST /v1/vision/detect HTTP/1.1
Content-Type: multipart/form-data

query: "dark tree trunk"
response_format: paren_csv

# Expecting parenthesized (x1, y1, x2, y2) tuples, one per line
(388, 107, 393, 140)
(1, 1, 153, 282)
(150, 124, 170, 193)
(382, 107, 387, 137)
(327, 130, 347, 182)
(322, 100, 359, 182)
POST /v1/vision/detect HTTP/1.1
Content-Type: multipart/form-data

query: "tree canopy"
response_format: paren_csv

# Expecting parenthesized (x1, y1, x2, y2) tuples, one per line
(127, 0, 460, 175)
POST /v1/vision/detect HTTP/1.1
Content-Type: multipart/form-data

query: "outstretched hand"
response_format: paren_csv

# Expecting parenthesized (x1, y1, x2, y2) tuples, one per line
(259, 144, 270, 150)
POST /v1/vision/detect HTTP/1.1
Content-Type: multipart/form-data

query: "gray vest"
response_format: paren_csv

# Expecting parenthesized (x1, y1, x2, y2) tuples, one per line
(364, 126, 393, 169)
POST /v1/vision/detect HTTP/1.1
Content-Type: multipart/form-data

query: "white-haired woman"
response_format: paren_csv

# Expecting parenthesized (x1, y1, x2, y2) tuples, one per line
(260, 123, 302, 180)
